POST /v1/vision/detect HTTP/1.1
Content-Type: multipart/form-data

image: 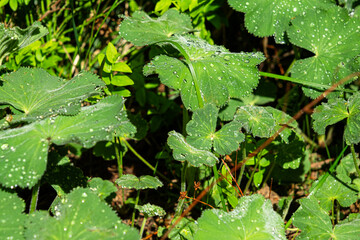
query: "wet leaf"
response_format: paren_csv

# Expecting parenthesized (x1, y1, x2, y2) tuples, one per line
(115, 174, 163, 190)
(25, 188, 140, 240)
(288, 6, 360, 98)
(312, 93, 360, 144)
(119, 9, 193, 46)
(293, 196, 360, 240)
(186, 104, 244, 155)
(135, 203, 166, 218)
(0, 190, 27, 240)
(88, 177, 117, 202)
(234, 105, 275, 138)
(195, 194, 286, 240)
(314, 174, 358, 211)
(144, 35, 264, 110)
(167, 131, 218, 167)
(0, 22, 48, 65)
(0, 96, 135, 188)
(227, 0, 332, 42)
(0, 68, 105, 124)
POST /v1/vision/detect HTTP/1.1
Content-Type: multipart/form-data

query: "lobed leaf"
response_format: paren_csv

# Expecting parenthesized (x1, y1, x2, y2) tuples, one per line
(25, 188, 140, 240)
(0, 190, 27, 240)
(227, 0, 333, 42)
(312, 93, 360, 144)
(194, 194, 286, 240)
(314, 174, 358, 211)
(0, 96, 135, 188)
(116, 174, 163, 190)
(0, 21, 48, 65)
(167, 131, 218, 167)
(186, 104, 244, 155)
(0, 68, 105, 124)
(135, 203, 166, 218)
(288, 6, 360, 98)
(144, 34, 264, 110)
(293, 196, 360, 239)
(119, 9, 193, 46)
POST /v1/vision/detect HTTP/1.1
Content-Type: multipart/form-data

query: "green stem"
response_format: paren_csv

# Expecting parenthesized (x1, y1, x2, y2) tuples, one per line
(166, 40, 204, 108)
(309, 146, 348, 196)
(139, 216, 147, 239)
(213, 165, 227, 211)
(114, 137, 123, 178)
(244, 155, 261, 194)
(121, 138, 173, 184)
(259, 71, 355, 93)
(331, 199, 335, 226)
(285, 218, 293, 230)
(237, 139, 247, 186)
(350, 144, 360, 176)
(175, 161, 188, 216)
(29, 181, 40, 213)
(262, 160, 276, 189)
(131, 190, 140, 227)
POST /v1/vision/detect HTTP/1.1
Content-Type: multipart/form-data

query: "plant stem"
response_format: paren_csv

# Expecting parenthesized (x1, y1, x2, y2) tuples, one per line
(121, 138, 173, 184)
(114, 137, 123, 178)
(139, 216, 147, 238)
(131, 190, 140, 227)
(259, 71, 355, 93)
(29, 181, 40, 213)
(350, 144, 360, 176)
(175, 161, 188, 216)
(237, 139, 247, 186)
(309, 146, 348, 196)
(212, 165, 227, 211)
(244, 155, 260, 194)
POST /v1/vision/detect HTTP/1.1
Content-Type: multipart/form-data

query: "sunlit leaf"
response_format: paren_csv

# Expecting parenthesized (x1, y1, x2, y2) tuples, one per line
(144, 34, 264, 110)
(314, 174, 358, 211)
(0, 96, 135, 188)
(312, 93, 360, 144)
(195, 194, 286, 240)
(227, 0, 332, 42)
(186, 104, 244, 155)
(0, 68, 105, 124)
(25, 188, 140, 239)
(135, 203, 166, 218)
(119, 9, 193, 46)
(293, 196, 360, 240)
(288, 6, 360, 98)
(116, 174, 163, 190)
(0, 190, 27, 240)
(167, 131, 218, 167)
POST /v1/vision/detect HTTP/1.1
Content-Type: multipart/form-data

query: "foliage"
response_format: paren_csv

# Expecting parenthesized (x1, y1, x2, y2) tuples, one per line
(0, 1, 360, 239)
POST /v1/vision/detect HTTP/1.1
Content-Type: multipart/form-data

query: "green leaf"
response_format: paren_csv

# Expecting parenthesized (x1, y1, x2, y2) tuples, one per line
(0, 22, 48, 65)
(292, 197, 333, 239)
(25, 188, 140, 240)
(119, 9, 193, 46)
(163, 217, 197, 240)
(288, 6, 360, 98)
(272, 135, 306, 169)
(0, 190, 26, 240)
(312, 93, 360, 144)
(167, 131, 218, 167)
(112, 62, 132, 73)
(144, 35, 264, 110)
(227, 0, 333, 42)
(111, 75, 134, 87)
(195, 194, 286, 240)
(0, 96, 135, 188)
(135, 203, 166, 218)
(105, 42, 118, 63)
(234, 105, 275, 138)
(0, 68, 105, 124)
(115, 174, 163, 190)
(88, 177, 117, 202)
(186, 104, 244, 155)
(293, 196, 360, 239)
(314, 174, 358, 211)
